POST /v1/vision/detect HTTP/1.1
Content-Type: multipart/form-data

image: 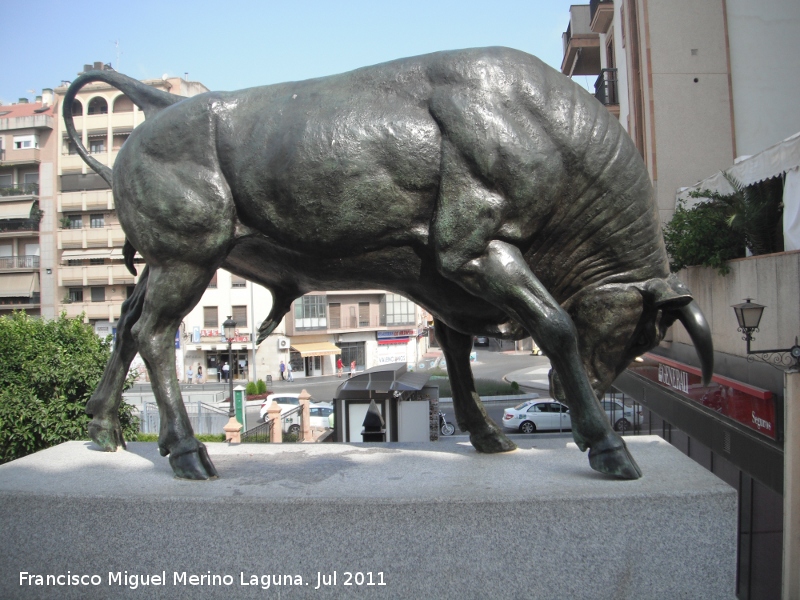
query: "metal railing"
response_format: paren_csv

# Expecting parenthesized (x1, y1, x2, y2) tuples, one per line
(137, 401, 229, 435)
(241, 405, 304, 443)
(0, 255, 39, 269)
(594, 69, 619, 106)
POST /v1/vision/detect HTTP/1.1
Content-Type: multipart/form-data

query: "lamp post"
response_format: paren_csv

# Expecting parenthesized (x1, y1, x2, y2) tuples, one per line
(731, 299, 800, 369)
(222, 316, 240, 443)
(732, 299, 800, 599)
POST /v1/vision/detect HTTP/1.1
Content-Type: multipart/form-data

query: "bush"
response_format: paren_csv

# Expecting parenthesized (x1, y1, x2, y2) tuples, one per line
(0, 312, 139, 464)
(245, 381, 258, 396)
(256, 379, 267, 395)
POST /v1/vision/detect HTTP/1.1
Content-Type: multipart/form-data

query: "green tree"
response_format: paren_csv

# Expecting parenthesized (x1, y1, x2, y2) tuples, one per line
(0, 311, 138, 464)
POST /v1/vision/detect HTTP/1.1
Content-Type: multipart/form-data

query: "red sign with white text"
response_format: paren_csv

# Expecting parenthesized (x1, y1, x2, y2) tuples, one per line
(629, 354, 776, 440)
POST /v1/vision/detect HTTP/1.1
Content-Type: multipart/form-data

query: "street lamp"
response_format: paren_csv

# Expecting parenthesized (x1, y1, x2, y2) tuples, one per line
(222, 315, 236, 418)
(732, 299, 800, 369)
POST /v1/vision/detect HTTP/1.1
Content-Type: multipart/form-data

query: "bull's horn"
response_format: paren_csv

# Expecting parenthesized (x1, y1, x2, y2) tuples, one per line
(675, 301, 714, 386)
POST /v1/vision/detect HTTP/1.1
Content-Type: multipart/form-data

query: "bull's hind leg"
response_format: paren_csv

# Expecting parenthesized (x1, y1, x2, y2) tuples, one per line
(435, 319, 515, 452)
(86, 266, 150, 451)
(133, 263, 220, 480)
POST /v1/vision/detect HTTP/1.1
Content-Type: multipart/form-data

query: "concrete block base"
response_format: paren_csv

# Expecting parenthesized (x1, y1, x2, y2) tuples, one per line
(0, 436, 736, 599)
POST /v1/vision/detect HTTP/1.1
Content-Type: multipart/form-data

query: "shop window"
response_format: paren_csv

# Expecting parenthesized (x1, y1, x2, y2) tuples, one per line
(69, 288, 83, 302)
(91, 287, 105, 302)
(337, 341, 365, 370)
(203, 306, 218, 328)
(232, 305, 248, 328)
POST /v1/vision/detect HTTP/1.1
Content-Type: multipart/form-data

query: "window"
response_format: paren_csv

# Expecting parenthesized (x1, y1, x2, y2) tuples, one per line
(294, 295, 327, 330)
(380, 293, 415, 326)
(203, 306, 218, 328)
(63, 138, 78, 155)
(90, 214, 105, 228)
(358, 302, 370, 327)
(112, 96, 134, 113)
(69, 288, 83, 302)
(67, 214, 83, 229)
(89, 138, 106, 154)
(112, 133, 129, 151)
(90, 287, 105, 302)
(89, 258, 104, 265)
(0, 174, 12, 190)
(71, 101, 83, 117)
(87, 97, 108, 115)
(329, 303, 341, 329)
(231, 275, 246, 288)
(13, 135, 38, 149)
(207, 271, 217, 288)
(232, 305, 248, 328)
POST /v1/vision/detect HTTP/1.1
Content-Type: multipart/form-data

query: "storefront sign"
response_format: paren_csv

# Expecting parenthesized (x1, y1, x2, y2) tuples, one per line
(630, 354, 776, 440)
(199, 329, 251, 343)
(377, 329, 417, 339)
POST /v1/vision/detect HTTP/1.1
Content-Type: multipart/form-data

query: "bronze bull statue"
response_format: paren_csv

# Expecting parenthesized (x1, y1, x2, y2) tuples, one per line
(63, 47, 713, 481)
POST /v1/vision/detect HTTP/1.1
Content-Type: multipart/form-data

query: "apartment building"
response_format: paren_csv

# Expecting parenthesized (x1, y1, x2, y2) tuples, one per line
(49, 62, 209, 339)
(561, 3, 800, 597)
(0, 94, 56, 316)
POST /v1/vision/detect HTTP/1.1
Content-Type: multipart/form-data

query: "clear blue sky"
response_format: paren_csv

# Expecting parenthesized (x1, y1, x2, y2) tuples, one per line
(1, 0, 586, 105)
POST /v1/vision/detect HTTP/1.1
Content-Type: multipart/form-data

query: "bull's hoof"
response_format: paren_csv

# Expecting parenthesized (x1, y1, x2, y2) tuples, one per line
(88, 417, 126, 451)
(167, 443, 219, 480)
(469, 424, 517, 453)
(588, 438, 642, 480)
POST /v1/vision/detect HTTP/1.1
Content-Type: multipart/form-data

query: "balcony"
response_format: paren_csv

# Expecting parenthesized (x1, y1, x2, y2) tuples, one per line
(590, 0, 614, 34)
(58, 225, 125, 249)
(0, 147, 41, 166)
(594, 69, 620, 118)
(62, 300, 118, 322)
(0, 114, 53, 131)
(0, 255, 39, 272)
(58, 263, 135, 287)
(0, 184, 39, 199)
(561, 4, 601, 76)
(59, 190, 114, 212)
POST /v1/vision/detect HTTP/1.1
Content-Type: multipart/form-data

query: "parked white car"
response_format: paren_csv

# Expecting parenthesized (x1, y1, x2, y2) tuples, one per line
(502, 398, 570, 433)
(601, 397, 642, 432)
(258, 393, 302, 422)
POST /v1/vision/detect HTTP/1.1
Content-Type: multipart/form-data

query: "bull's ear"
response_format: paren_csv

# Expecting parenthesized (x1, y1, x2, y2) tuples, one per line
(636, 275, 693, 309)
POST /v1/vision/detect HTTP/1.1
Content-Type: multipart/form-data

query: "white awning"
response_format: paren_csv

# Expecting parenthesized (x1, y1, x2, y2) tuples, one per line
(0, 273, 39, 297)
(290, 342, 341, 357)
(677, 131, 800, 206)
(61, 249, 112, 262)
(0, 200, 35, 220)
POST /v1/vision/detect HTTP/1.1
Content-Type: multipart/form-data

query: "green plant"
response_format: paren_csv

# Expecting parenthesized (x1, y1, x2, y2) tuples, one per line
(663, 198, 744, 275)
(245, 381, 258, 396)
(256, 379, 267, 394)
(0, 311, 139, 463)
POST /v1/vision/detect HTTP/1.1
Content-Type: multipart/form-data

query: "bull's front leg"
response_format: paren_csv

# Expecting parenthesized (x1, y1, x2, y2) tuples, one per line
(434, 319, 516, 453)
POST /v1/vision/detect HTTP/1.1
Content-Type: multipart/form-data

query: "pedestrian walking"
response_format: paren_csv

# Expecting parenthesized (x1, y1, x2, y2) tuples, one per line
(286, 361, 294, 382)
(187, 366, 193, 384)
(279, 361, 286, 381)
(350, 360, 356, 378)
(222, 362, 230, 383)
(197, 365, 203, 383)
(336, 357, 344, 378)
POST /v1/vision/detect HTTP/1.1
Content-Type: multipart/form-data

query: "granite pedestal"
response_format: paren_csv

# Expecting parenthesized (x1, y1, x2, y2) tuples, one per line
(0, 436, 736, 599)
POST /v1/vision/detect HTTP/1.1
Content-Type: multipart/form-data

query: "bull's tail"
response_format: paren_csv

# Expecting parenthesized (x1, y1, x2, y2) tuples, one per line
(63, 70, 184, 275)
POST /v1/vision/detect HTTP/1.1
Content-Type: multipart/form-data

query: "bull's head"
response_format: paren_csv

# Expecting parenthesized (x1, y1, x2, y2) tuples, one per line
(555, 274, 713, 403)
